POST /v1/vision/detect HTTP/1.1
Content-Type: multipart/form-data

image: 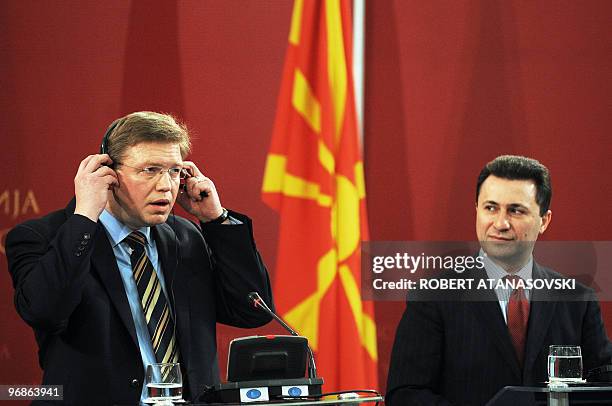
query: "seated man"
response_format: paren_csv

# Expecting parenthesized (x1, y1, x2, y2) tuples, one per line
(386, 155, 612, 405)
(6, 111, 273, 405)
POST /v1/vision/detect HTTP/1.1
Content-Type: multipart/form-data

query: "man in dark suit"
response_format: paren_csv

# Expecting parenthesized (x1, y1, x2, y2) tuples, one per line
(386, 155, 612, 405)
(6, 111, 273, 405)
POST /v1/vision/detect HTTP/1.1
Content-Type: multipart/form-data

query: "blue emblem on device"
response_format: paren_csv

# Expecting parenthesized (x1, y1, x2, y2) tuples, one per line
(246, 389, 262, 399)
(288, 387, 303, 397)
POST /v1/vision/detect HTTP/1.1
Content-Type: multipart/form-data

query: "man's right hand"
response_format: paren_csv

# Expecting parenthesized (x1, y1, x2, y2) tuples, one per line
(74, 154, 118, 222)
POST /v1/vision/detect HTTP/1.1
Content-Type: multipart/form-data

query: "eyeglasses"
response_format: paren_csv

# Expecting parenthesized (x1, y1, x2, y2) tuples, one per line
(115, 162, 185, 181)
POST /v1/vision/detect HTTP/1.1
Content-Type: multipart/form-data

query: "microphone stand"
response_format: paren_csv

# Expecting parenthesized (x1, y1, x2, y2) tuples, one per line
(248, 292, 318, 379)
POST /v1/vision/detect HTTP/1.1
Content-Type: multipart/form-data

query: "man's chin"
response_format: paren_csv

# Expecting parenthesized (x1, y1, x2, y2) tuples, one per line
(481, 240, 534, 268)
(143, 212, 171, 226)
(481, 236, 511, 251)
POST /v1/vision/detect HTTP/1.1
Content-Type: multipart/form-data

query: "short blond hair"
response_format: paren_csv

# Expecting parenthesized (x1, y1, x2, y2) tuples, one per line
(105, 111, 191, 161)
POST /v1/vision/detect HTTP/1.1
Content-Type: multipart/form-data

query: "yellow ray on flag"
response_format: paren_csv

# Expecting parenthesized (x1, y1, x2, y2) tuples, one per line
(262, 0, 378, 392)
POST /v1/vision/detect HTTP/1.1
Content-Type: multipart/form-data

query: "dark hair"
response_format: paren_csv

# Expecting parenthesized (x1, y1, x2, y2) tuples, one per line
(476, 155, 552, 216)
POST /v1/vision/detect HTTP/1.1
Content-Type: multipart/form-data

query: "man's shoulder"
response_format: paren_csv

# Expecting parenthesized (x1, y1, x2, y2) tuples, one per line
(8, 202, 73, 241)
(534, 262, 596, 300)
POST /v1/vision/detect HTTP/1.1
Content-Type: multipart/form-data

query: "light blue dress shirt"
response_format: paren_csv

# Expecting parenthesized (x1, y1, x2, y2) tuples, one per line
(99, 210, 173, 405)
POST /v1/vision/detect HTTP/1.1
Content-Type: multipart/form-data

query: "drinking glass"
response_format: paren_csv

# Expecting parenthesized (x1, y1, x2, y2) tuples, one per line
(144, 363, 183, 403)
(548, 345, 583, 384)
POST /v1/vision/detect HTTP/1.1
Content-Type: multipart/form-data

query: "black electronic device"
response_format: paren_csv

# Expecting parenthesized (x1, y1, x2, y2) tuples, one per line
(587, 365, 612, 383)
(248, 292, 317, 379)
(200, 335, 323, 404)
(227, 335, 308, 382)
(201, 377, 324, 404)
(198, 293, 324, 403)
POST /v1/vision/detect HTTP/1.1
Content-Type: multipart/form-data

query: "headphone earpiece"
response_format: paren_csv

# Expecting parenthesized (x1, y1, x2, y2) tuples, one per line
(100, 119, 121, 156)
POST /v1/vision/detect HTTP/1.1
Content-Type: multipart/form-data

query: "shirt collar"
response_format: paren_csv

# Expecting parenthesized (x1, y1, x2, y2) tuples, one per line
(99, 210, 153, 248)
(481, 249, 533, 281)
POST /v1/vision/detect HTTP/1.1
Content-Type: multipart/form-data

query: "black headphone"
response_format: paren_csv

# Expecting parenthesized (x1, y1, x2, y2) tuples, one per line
(100, 119, 121, 156)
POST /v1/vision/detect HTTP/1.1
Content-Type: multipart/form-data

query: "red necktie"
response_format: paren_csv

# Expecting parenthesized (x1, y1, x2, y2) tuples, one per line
(505, 275, 530, 366)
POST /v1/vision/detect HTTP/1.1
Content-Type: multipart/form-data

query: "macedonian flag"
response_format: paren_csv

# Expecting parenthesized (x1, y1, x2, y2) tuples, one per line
(262, 0, 378, 391)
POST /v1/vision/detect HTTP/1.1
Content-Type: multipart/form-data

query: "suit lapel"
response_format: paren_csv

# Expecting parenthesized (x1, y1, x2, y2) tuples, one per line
(523, 263, 557, 375)
(469, 269, 523, 379)
(90, 223, 139, 348)
(152, 223, 177, 310)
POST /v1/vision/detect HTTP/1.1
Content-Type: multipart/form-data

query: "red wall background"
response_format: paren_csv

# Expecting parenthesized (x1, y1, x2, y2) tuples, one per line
(1, 0, 611, 395)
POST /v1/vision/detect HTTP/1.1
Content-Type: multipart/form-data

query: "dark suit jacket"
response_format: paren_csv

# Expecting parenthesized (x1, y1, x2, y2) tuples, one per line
(386, 263, 612, 406)
(6, 199, 273, 405)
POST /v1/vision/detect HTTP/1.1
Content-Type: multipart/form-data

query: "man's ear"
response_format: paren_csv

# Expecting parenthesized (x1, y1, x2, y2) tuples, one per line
(539, 209, 552, 234)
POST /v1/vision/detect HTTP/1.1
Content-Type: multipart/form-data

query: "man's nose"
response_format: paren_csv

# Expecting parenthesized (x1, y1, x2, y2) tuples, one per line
(155, 171, 173, 191)
(493, 211, 511, 230)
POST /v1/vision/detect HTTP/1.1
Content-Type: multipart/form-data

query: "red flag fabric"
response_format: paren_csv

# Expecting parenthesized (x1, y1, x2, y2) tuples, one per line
(262, 0, 377, 391)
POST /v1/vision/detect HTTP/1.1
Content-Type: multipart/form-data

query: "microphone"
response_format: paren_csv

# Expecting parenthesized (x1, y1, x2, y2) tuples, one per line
(248, 292, 298, 335)
(248, 292, 318, 378)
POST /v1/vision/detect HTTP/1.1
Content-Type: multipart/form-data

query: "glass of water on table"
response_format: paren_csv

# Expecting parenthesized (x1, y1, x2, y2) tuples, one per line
(144, 363, 183, 404)
(548, 345, 584, 386)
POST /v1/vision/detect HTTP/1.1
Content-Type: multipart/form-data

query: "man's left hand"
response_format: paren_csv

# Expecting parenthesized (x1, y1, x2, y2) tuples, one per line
(176, 161, 225, 222)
